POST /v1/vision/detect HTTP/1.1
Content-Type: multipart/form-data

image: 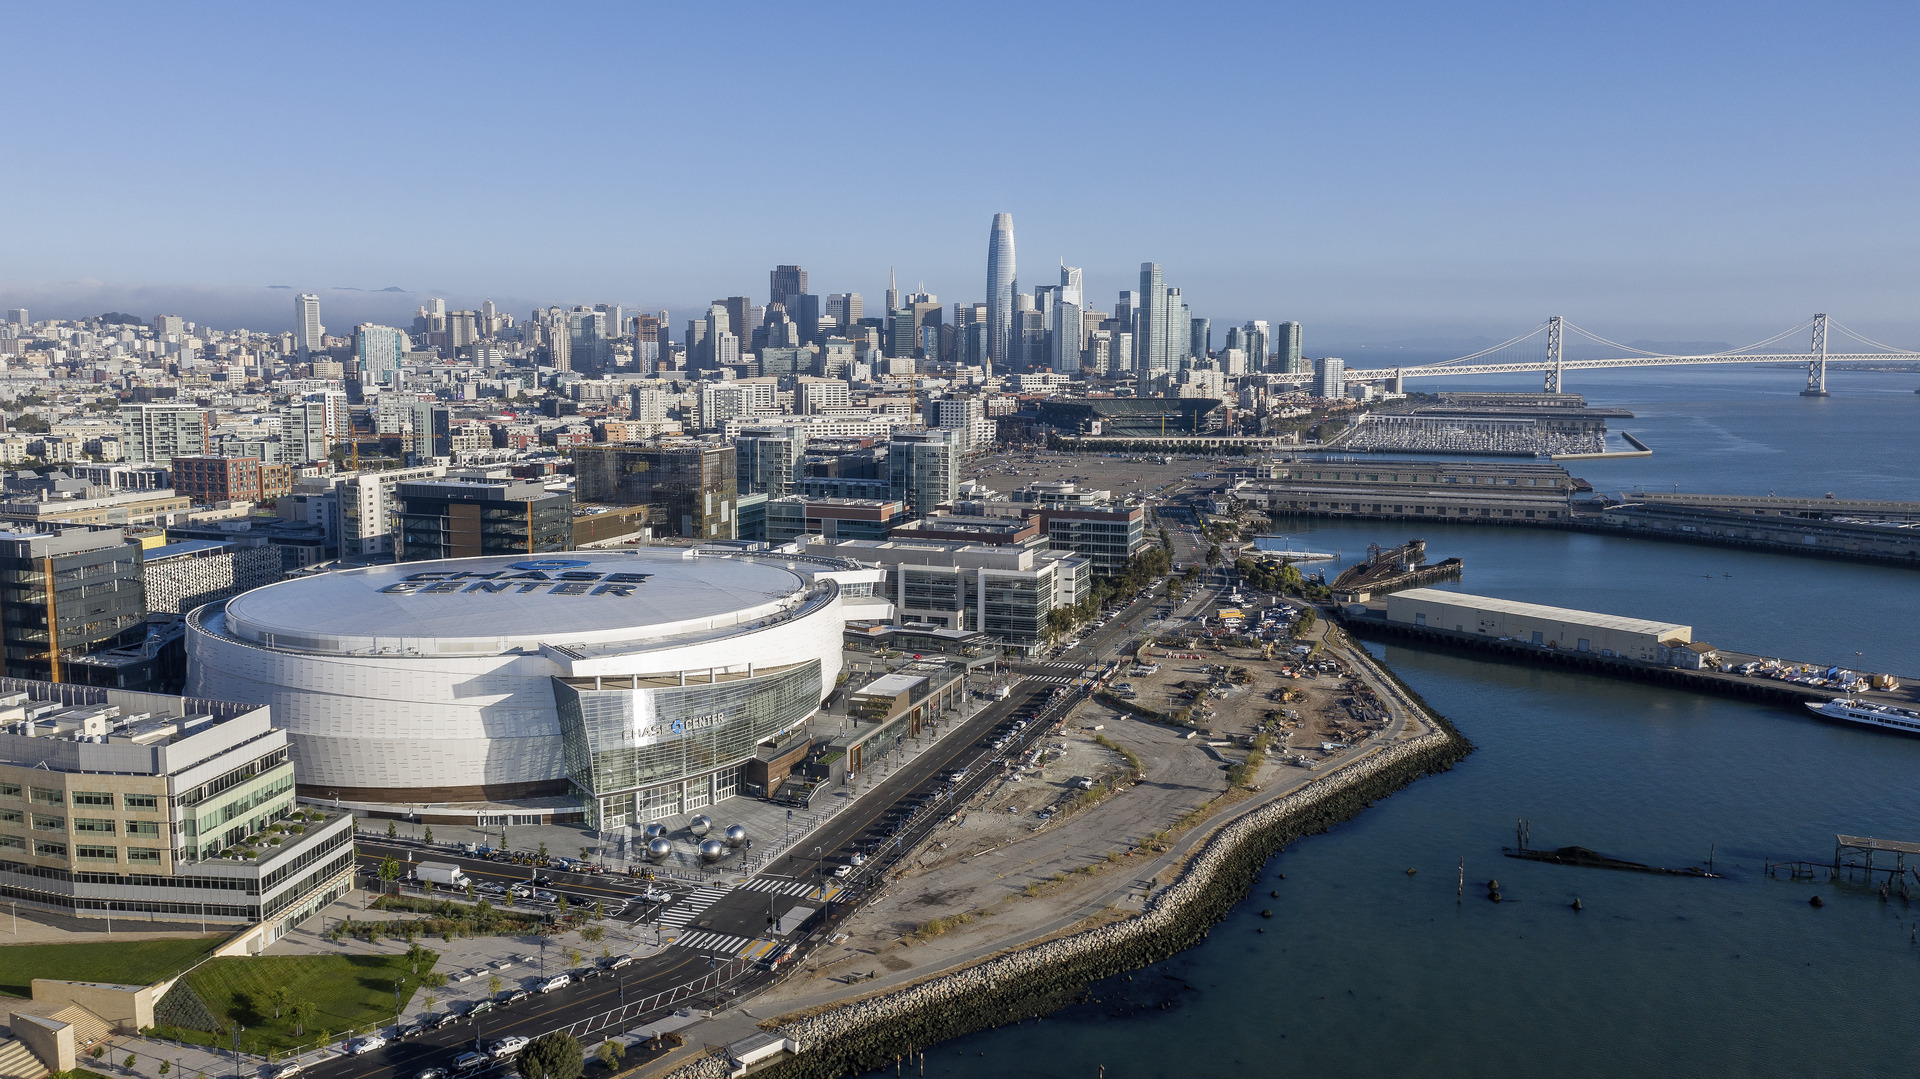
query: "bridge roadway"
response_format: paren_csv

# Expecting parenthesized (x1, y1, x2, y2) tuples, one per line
(1255, 352, 1914, 383)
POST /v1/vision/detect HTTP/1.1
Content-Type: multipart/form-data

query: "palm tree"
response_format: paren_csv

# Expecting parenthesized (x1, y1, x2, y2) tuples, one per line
(405, 941, 426, 974)
(289, 1001, 317, 1038)
(265, 986, 290, 1020)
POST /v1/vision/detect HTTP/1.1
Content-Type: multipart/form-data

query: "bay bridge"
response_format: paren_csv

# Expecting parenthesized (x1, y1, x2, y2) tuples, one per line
(1280, 313, 1919, 396)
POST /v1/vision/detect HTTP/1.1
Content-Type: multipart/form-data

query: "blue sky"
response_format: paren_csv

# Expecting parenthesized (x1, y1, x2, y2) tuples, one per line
(4, 1, 1917, 346)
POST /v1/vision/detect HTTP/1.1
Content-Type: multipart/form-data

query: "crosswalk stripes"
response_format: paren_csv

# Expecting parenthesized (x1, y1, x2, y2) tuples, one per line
(656, 885, 729, 929)
(738, 877, 816, 896)
(670, 929, 750, 955)
(1034, 675, 1076, 685)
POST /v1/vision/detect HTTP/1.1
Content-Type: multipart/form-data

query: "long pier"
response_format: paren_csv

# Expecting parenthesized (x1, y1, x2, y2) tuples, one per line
(1336, 608, 1920, 714)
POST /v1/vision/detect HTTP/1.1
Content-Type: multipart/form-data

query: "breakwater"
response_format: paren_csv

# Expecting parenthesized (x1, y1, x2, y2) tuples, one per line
(674, 701, 1471, 1078)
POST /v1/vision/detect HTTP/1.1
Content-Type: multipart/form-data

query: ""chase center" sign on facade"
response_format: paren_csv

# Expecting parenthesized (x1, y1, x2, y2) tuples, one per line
(377, 559, 651, 598)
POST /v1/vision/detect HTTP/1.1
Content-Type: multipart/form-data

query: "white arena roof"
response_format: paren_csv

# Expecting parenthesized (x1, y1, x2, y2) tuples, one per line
(219, 550, 813, 656)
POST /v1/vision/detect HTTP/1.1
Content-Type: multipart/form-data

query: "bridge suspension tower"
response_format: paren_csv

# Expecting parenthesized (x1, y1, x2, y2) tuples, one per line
(1801, 313, 1829, 397)
(1542, 315, 1564, 393)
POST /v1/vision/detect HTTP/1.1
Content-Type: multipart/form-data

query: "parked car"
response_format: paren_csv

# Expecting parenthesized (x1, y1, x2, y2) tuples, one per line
(347, 1035, 387, 1056)
(430, 1011, 463, 1031)
(538, 973, 571, 993)
(602, 954, 633, 970)
(466, 999, 494, 1018)
(269, 1063, 303, 1079)
(395, 1022, 424, 1039)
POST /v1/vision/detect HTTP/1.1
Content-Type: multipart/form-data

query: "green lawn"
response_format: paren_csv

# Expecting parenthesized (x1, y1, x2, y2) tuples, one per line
(175, 950, 439, 1055)
(0, 937, 222, 997)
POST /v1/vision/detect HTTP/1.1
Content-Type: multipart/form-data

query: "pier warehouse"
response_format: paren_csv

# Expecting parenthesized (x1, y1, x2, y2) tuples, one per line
(1384, 588, 1691, 661)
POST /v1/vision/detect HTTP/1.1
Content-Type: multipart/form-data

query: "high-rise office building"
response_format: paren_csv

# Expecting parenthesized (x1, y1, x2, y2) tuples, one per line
(294, 294, 323, 359)
(1052, 264, 1084, 375)
(633, 313, 667, 374)
(770, 265, 807, 306)
(152, 315, 184, 338)
(1243, 321, 1270, 369)
(791, 293, 823, 346)
(1313, 356, 1346, 399)
(1277, 321, 1304, 373)
(1190, 317, 1211, 362)
(884, 268, 899, 316)
(825, 293, 862, 329)
(1136, 264, 1172, 379)
(987, 213, 1017, 372)
(569, 307, 611, 372)
(6, 309, 26, 326)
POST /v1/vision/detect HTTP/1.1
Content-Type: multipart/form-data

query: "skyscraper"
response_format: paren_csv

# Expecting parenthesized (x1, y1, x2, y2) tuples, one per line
(1052, 264, 1084, 375)
(986, 213, 1016, 372)
(770, 265, 807, 306)
(294, 293, 323, 359)
(1189, 316, 1211, 362)
(885, 268, 899, 315)
(1135, 264, 1171, 380)
(1277, 321, 1304, 373)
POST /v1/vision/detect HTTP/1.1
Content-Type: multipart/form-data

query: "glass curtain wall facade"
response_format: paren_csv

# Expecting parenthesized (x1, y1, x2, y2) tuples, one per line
(554, 660, 822, 828)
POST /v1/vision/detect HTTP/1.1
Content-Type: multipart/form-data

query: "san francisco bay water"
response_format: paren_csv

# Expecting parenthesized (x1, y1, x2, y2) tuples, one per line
(883, 367, 1920, 1077)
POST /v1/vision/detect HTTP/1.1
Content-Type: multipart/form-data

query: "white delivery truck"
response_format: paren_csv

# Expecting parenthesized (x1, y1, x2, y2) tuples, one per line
(414, 861, 467, 887)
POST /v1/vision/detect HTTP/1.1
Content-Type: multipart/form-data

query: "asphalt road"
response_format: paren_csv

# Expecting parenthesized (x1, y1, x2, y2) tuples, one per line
(310, 682, 1060, 1079)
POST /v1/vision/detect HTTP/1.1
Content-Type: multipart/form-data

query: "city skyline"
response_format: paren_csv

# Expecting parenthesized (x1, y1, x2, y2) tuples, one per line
(4, 4, 1918, 343)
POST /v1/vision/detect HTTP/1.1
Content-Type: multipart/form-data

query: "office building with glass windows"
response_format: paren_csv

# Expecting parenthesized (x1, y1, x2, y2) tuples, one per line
(0, 680, 356, 930)
(184, 549, 888, 827)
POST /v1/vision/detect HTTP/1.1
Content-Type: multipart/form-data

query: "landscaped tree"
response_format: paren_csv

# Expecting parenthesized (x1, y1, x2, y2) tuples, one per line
(554, 894, 569, 918)
(423, 992, 437, 1018)
(515, 1031, 583, 1079)
(378, 857, 402, 893)
(488, 974, 503, 998)
(266, 986, 290, 1019)
(289, 1001, 317, 1038)
(596, 1041, 624, 1072)
(423, 824, 434, 844)
(387, 820, 398, 839)
(566, 948, 582, 969)
(406, 941, 426, 974)
(537, 842, 548, 859)
(465, 882, 477, 903)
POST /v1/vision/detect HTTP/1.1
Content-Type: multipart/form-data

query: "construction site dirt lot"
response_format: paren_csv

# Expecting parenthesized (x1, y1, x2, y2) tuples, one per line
(1125, 636, 1393, 766)
(756, 696, 1236, 1000)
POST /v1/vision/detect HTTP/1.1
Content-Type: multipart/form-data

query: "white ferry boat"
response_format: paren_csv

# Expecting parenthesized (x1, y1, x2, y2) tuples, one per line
(1806, 698, 1920, 735)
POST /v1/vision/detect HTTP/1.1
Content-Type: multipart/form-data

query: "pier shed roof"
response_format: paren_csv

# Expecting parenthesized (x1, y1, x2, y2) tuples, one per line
(1389, 588, 1691, 642)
